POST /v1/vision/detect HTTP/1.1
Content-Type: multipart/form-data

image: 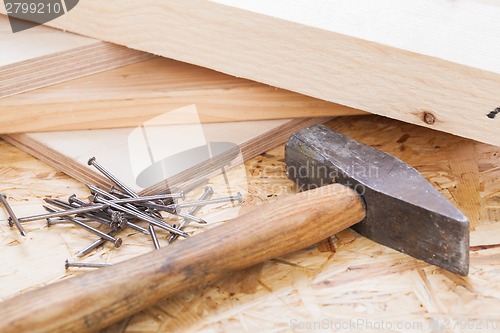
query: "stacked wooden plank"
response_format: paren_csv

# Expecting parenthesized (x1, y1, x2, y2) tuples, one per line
(3, 0, 497, 145)
(0, 13, 354, 194)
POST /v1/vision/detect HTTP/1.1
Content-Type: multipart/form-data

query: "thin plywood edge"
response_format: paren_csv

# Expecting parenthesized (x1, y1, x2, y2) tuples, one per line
(0, 14, 153, 98)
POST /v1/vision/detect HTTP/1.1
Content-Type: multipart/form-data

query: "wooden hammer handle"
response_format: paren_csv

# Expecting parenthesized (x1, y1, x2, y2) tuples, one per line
(0, 183, 365, 333)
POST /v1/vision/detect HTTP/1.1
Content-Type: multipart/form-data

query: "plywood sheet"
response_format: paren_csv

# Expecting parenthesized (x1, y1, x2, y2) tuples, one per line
(0, 14, 152, 98)
(3, 113, 327, 195)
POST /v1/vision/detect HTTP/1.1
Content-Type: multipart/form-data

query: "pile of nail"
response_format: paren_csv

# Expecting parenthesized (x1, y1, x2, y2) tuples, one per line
(1, 157, 242, 270)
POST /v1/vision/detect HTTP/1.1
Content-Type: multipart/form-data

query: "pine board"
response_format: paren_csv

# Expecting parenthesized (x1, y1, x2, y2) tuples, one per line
(0, 14, 152, 98)
(0, 115, 499, 331)
(0, 57, 365, 133)
(9, 1, 500, 145)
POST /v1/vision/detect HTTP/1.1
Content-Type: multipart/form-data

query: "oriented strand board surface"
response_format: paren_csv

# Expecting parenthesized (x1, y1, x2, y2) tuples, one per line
(12, 1, 500, 145)
(1, 115, 499, 332)
(0, 14, 152, 98)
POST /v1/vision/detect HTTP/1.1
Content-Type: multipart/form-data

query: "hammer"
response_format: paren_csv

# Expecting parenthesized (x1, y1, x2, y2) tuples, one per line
(0, 125, 469, 333)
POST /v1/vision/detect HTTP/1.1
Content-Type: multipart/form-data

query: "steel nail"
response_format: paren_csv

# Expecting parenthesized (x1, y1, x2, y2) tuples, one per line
(88, 184, 174, 220)
(67, 194, 90, 206)
(106, 193, 186, 205)
(61, 197, 121, 228)
(148, 225, 160, 250)
(172, 192, 243, 209)
(18, 204, 108, 223)
(88, 184, 168, 220)
(137, 201, 207, 224)
(108, 186, 131, 198)
(80, 189, 150, 234)
(88, 157, 138, 198)
(75, 229, 120, 258)
(44, 198, 106, 223)
(138, 202, 207, 224)
(0, 193, 27, 236)
(44, 198, 105, 221)
(69, 195, 148, 234)
(44, 198, 73, 208)
(43, 206, 122, 247)
(168, 186, 214, 243)
(94, 196, 189, 237)
(68, 195, 116, 219)
(65, 259, 112, 269)
(86, 185, 144, 215)
(43, 210, 110, 228)
(46, 218, 72, 226)
(111, 187, 185, 201)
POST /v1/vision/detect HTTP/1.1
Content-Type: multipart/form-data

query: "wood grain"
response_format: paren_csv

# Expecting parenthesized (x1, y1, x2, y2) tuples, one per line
(447, 139, 481, 230)
(10, 1, 500, 145)
(1, 115, 499, 332)
(0, 57, 364, 133)
(0, 14, 152, 98)
(0, 183, 365, 333)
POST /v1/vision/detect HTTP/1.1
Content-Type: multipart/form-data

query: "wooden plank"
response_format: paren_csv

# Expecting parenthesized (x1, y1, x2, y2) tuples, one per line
(0, 57, 365, 133)
(16, 0, 500, 146)
(2, 116, 328, 195)
(0, 14, 152, 98)
(1, 114, 499, 330)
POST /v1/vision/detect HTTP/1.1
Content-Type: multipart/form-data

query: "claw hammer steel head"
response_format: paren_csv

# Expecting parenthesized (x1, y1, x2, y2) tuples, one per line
(285, 124, 469, 275)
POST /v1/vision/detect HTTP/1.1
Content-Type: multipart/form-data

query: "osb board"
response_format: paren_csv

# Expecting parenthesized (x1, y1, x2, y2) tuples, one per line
(1, 115, 499, 332)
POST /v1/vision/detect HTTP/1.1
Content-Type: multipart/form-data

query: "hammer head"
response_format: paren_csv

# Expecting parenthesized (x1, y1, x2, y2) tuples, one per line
(285, 124, 469, 275)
